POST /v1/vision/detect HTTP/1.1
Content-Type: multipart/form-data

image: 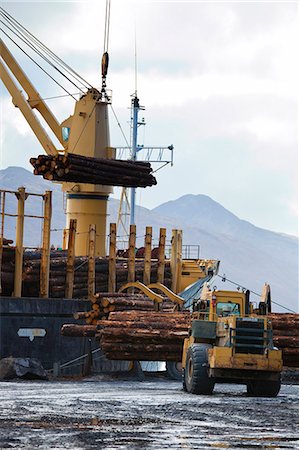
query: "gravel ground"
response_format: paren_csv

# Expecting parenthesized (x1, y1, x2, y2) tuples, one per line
(0, 379, 298, 449)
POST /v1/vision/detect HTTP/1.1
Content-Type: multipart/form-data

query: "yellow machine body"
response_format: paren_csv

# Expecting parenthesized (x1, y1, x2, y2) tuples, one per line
(182, 315, 282, 374)
(61, 91, 115, 256)
(182, 289, 282, 396)
(178, 260, 219, 292)
(208, 346, 282, 373)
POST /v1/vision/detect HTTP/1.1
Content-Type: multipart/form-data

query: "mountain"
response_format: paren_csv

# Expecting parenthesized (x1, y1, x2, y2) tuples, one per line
(0, 166, 298, 312)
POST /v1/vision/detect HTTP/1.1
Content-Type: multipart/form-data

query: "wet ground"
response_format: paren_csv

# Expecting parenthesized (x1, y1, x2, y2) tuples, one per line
(0, 379, 298, 449)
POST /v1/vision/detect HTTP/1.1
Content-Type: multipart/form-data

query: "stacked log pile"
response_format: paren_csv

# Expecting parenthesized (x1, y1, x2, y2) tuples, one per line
(1, 248, 171, 298)
(270, 313, 299, 368)
(1, 246, 15, 294)
(99, 311, 190, 361)
(74, 293, 178, 323)
(30, 154, 157, 187)
(61, 311, 299, 367)
(62, 311, 191, 361)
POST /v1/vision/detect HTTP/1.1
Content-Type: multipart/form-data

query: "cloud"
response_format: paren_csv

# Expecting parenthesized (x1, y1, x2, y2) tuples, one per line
(1, 1, 297, 236)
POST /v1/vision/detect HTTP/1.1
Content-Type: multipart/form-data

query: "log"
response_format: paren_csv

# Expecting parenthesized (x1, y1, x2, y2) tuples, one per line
(101, 298, 156, 307)
(95, 320, 190, 330)
(108, 311, 191, 322)
(103, 305, 155, 312)
(282, 348, 299, 354)
(271, 320, 299, 330)
(97, 328, 188, 342)
(61, 324, 97, 337)
(273, 337, 299, 348)
(100, 342, 182, 353)
(272, 329, 299, 337)
(99, 296, 153, 307)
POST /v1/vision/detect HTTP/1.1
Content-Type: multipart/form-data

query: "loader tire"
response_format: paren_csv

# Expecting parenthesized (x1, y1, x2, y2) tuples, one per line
(247, 378, 281, 398)
(182, 368, 187, 391)
(184, 344, 214, 395)
(166, 361, 182, 381)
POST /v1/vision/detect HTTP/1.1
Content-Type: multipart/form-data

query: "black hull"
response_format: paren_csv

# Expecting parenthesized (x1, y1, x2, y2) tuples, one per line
(0, 297, 129, 375)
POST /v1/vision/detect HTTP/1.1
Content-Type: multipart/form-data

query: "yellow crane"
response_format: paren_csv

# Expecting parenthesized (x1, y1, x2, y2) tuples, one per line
(1, 25, 113, 257)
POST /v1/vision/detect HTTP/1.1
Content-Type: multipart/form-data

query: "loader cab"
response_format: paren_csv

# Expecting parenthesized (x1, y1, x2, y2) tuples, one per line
(216, 301, 241, 317)
(193, 290, 246, 320)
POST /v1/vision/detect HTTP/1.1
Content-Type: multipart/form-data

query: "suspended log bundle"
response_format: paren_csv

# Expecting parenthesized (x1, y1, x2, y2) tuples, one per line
(30, 153, 157, 187)
(270, 313, 299, 367)
(1, 246, 171, 298)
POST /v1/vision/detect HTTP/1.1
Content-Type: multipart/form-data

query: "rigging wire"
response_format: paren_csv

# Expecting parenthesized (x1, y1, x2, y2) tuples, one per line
(0, 7, 92, 90)
(27, 92, 82, 102)
(109, 104, 130, 148)
(1, 19, 85, 94)
(216, 274, 296, 313)
(1, 27, 77, 100)
(0, 15, 87, 93)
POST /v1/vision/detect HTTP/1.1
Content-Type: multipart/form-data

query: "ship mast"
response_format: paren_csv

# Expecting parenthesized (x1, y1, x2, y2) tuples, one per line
(130, 94, 144, 224)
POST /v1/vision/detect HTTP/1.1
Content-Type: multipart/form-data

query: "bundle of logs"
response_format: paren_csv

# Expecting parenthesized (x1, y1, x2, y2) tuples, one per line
(61, 310, 299, 367)
(1, 248, 171, 298)
(269, 313, 299, 368)
(30, 153, 157, 187)
(62, 310, 191, 361)
(72, 292, 178, 323)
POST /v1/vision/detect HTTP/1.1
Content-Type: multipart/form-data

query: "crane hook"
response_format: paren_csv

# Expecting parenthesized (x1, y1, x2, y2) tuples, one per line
(101, 51, 109, 94)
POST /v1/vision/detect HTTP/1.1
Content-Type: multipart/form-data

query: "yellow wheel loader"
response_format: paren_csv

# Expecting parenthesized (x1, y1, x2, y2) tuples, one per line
(182, 289, 282, 397)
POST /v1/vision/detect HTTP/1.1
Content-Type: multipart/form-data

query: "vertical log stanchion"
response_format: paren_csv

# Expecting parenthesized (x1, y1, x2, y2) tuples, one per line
(88, 224, 96, 299)
(171, 229, 182, 294)
(0, 191, 5, 295)
(157, 227, 166, 284)
(13, 187, 26, 297)
(62, 228, 68, 250)
(128, 224, 136, 292)
(108, 223, 116, 293)
(65, 219, 77, 299)
(40, 190, 52, 298)
(143, 226, 152, 286)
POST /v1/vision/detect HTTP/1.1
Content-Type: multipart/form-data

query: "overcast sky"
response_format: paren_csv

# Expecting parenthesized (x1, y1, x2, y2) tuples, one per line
(1, 0, 298, 236)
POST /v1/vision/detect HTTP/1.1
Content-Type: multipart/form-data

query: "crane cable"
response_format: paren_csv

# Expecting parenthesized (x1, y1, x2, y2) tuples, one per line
(103, 0, 111, 54)
(109, 104, 130, 147)
(0, 20, 86, 94)
(1, 28, 78, 101)
(0, 7, 92, 89)
(0, 7, 93, 94)
(101, 0, 111, 94)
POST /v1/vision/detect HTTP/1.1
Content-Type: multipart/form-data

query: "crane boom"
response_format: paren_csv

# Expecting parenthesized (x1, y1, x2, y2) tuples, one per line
(0, 39, 61, 155)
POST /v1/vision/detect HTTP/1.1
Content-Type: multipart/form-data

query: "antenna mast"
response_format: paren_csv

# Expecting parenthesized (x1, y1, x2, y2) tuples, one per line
(130, 94, 143, 224)
(116, 18, 173, 243)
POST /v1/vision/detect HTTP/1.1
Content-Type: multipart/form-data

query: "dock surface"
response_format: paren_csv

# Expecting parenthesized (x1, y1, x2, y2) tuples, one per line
(0, 379, 298, 449)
